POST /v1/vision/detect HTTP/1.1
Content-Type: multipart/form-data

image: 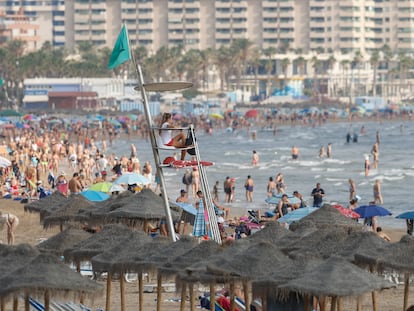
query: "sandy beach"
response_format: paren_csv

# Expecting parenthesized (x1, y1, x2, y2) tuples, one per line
(0, 197, 412, 311)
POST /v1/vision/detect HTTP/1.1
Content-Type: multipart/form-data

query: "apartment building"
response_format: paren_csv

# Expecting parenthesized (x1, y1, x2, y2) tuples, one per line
(0, 0, 65, 48)
(66, 0, 414, 54)
(0, 0, 413, 54)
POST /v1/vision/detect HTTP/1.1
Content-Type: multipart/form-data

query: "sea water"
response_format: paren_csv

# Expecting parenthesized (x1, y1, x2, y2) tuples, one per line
(111, 120, 414, 229)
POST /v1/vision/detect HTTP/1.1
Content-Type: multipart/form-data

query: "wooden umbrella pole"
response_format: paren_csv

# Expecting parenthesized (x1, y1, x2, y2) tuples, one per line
(138, 272, 143, 311)
(189, 283, 195, 311)
(304, 295, 310, 311)
(25, 295, 30, 311)
(403, 273, 410, 311)
(210, 282, 216, 311)
(357, 296, 362, 311)
(180, 283, 186, 311)
(120, 273, 126, 311)
(157, 273, 162, 311)
(261, 293, 267, 311)
(0, 297, 5, 311)
(44, 290, 50, 311)
(76, 261, 81, 273)
(230, 282, 236, 311)
(337, 296, 342, 311)
(243, 281, 251, 311)
(12, 297, 18, 311)
(330, 296, 337, 311)
(106, 272, 112, 311)
(369, 265, 378, 311)
(320, 296, 327, 311)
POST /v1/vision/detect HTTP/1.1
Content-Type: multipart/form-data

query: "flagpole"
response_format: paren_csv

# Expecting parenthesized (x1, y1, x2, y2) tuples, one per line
(126, 26, 177, 242)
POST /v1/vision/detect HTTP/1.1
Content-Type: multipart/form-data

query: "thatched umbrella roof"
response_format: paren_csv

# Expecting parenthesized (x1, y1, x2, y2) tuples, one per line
(160, 240, 223, 277)
(24, 191, 68, 214)
(90, 230, 153, 273)
(252, 258, 322, 298)
(205, 241, 290, 282)
(76, 189, 181, 228)
(92, 236, 171, 274)
(0, 244, 40, 275)
(42, 194, 96, 229)
(246, 221, 293, 246)
(73, 192, 126, 225)
(63, 224, 134, 263)
(101, 189, 181, 227)
(282, 228, 349, 260)
(279, 255, 394, 298)
(377, 235, 414, 273)
(37, 228, 92, 256)
(0, 252, 103, 300)
(337, 231, 390, 262)
(137, 236, 198, 272)
(288, 204, 363, 233)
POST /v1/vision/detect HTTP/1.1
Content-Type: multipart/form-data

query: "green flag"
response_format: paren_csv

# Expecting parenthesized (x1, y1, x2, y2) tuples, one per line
(108, 24, 131, 69)
(0, 78, 3, 87)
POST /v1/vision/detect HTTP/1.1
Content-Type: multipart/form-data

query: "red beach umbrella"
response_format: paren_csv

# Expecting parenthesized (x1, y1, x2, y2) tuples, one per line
(245, 109, 258, 118)
(332, 204, 360, 219)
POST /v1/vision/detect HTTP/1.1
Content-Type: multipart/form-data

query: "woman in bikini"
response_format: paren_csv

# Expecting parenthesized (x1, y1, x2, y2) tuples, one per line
(1, 212, 19, 245)
(159, 113, 187, 161)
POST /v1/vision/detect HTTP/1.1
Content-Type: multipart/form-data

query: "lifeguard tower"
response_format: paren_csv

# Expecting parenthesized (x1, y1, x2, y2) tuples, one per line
(134, 70, 221, 244)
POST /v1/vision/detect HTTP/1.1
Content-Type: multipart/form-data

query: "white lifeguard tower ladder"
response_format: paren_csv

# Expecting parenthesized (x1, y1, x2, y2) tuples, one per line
(133, 67, 221, 244)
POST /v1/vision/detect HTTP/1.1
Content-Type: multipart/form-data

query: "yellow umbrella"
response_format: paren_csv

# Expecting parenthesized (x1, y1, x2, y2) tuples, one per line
(209, 113, 224, 120)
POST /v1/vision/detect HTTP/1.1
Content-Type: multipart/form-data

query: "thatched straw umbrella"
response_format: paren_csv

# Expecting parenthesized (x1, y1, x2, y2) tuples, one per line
(91, 235, 171, 311)
(374, 235, 414, 311)
(279, 256, 395, 311)
(160, 240, 224, 311)
(42, 194, 96, 230)
(282, 228, 349, 260)
(24, 191, 68, 214)
(37, 227, 92, 257)
(0, 244, 40, 311)
(0, 253, 103, 311)
(337, 231, 389, 262)
(100, 189, 181, 228)
(245, 221, 293, 246)
(289, 204, 363, 233)
(62, 224, 135, 311)
(253, 257, 322, 310)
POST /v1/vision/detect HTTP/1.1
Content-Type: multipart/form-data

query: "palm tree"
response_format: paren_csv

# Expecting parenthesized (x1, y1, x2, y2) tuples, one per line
(263, 47, 276, 97)
(212, 46, 233, 91)
(248, 48, 262, 97)
(340, 59, 350, 98)
(398, 53, 413, 100)
(370, 51, 380, 97)
(311, 56, 322, 100)
(352, 50, 363, 96)
(280, 57, 290, 90)
(293, 56, 306, 76)
(230, 38, 253, 89)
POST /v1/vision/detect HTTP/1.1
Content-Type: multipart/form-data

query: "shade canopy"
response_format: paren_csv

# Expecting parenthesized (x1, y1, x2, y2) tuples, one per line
(37, 228, 92, 256)
(134, 81, 193, 92)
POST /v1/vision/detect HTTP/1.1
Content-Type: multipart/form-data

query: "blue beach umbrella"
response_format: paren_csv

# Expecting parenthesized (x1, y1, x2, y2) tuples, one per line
(396, 211, 414, 220)
(113, 172, 150, 185)
(353, 205, 392, 218)
(277, 207, 319, 224)
(81, 190, 110, 202)
(174, 202, 197, 216)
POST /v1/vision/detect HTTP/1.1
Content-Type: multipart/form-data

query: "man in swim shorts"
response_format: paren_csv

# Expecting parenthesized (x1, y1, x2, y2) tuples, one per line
(244, 175, 254, 202)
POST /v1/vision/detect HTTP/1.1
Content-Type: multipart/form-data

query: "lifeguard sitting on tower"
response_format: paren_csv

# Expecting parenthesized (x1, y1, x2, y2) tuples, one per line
(159, 112, 188, 160)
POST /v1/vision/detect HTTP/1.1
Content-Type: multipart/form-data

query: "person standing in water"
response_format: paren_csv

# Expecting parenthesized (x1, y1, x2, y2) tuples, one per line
(373, 179, 383, 204)
(364, 155, 371, 176)
(251, 150, 259, 166)
(327, 143, 332, 158)
(291, 145, 299, 160)
(244, 175, 254, 202)
(349, 178, 356, 201)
